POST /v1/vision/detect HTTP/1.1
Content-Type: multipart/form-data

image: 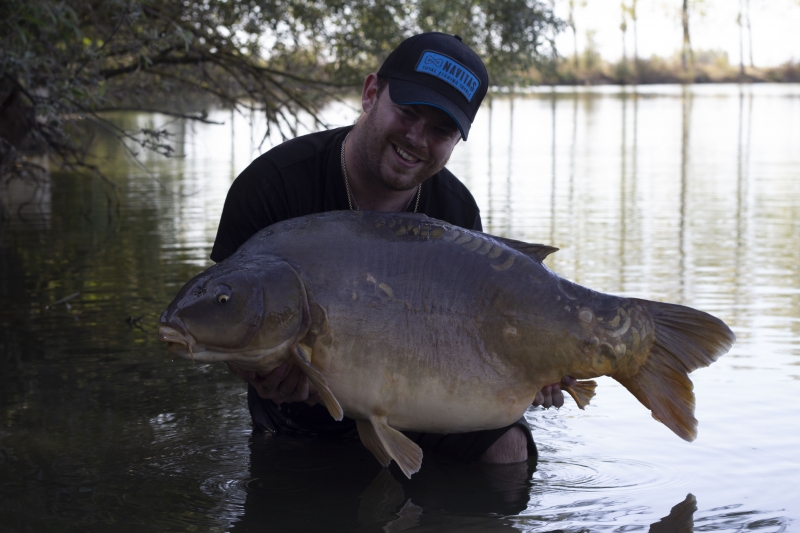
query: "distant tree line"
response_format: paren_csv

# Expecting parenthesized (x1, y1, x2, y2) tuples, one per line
(562, 0, 798, 82)
(0, 0, 560, 180)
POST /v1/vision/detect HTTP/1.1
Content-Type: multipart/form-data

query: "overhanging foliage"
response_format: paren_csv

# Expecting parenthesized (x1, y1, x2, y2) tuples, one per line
(0, 0, 561, 179)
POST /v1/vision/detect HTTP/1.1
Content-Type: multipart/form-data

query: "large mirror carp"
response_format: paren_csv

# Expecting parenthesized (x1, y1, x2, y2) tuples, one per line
(159, 211, 735, 478)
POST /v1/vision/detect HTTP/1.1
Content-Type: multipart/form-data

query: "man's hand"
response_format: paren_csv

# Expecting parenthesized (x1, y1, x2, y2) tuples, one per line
(226, 362, 321, 406)
(533, 376, 577, 409)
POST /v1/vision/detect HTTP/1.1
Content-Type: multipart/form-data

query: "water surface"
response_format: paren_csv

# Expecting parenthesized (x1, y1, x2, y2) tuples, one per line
(1, 83, 798, 532)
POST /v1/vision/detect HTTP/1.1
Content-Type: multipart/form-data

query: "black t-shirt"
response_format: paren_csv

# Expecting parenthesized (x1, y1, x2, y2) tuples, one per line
(211, 126, 482, 263)
(211, 125, 483, 436)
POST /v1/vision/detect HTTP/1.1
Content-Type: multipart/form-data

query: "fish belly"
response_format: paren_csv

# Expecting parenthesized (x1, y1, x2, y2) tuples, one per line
(324, 350, 534, 433)
(311, 301, 540, 434)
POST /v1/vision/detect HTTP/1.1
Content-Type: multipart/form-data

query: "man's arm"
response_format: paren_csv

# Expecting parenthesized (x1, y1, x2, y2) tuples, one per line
(226, 362, 322, 406)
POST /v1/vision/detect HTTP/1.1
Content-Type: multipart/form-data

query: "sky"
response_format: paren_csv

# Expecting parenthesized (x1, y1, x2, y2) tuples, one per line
(551, 0, 800, 67)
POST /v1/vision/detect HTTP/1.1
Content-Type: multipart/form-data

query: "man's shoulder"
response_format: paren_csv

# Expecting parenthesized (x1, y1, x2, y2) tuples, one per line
(256, 126, 349, 171)
(425, 167, 481, 230)
(430, 167, 477, 207)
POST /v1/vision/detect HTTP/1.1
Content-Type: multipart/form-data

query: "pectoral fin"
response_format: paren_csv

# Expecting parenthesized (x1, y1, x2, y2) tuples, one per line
(359, 415, 423, 479)
(564, 380, 597, 409)
(291, 344, 343, 421)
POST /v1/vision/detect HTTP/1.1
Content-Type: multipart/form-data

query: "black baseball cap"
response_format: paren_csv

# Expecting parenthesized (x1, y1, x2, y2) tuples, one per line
(377, 32, 489, 141)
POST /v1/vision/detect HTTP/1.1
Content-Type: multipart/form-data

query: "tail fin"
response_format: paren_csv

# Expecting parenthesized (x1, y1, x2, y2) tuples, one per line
(614, 299, 735, 441)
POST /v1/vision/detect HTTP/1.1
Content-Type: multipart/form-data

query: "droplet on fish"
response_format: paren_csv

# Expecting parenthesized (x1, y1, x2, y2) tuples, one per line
(379, 283, 394, 300)
(503, 324, 519, 340)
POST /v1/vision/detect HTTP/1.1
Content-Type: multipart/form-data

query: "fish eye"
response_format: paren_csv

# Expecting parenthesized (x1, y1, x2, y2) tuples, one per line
(213, 284, 232, 304)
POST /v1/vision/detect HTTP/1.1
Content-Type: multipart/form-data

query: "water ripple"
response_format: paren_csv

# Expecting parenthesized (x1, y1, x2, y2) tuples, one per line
(533, 455, 684, 494)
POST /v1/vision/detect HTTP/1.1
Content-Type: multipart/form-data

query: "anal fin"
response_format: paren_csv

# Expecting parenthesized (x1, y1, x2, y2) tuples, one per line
(364, 415, 423, 479)
(564, 380, 597, 409)
(356, 419, 392, 467)
(291, 344, 343, 421)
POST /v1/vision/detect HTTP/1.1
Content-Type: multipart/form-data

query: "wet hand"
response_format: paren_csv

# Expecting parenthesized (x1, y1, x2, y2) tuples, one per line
(226, 362, 321, 406)
(533, 376, 577, 409)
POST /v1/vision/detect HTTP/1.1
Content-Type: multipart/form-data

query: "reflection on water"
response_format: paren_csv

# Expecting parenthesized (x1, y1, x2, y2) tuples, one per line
(1, 84, 799, 531)
(227, 435, 536, 532)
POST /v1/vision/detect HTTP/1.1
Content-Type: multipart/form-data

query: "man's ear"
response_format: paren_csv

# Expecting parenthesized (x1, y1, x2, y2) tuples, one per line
(361, 73, 380, 114)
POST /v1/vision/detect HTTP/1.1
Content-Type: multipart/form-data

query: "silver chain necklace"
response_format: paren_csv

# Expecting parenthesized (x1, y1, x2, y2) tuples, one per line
(341, 131, 421, 212)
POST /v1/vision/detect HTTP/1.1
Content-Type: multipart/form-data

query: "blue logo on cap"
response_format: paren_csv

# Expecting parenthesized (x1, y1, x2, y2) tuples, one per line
(415, 51, 480, 102)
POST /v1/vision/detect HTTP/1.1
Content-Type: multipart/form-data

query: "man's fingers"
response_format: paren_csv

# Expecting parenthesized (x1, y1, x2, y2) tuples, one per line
(277, 365, 303, 400)
(533, 391, 544, 407)
(304, 392, 322, 407)
(540, 385, 553, 408)
(248, 363, 287, 399)
(551, 384, 564, 408)
(258, 363, 289, 390)
(276, 373, 311, 404)
(294, 374, 310, 403)
(226, 362, 253, 382)
(225, 362, 314, 406)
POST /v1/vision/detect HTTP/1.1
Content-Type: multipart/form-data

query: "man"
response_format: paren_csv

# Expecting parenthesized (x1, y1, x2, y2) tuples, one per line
(211, 33, 572, 465)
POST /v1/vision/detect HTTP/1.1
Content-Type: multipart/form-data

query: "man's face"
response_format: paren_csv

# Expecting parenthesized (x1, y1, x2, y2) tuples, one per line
(355, 80, 462, 192)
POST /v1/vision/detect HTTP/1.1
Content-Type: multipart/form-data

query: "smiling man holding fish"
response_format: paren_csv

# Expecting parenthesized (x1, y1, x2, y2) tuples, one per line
(208, 33, 569, 465)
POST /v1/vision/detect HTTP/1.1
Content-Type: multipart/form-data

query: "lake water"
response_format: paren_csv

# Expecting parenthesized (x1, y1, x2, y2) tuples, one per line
(1, 84, 799, 532)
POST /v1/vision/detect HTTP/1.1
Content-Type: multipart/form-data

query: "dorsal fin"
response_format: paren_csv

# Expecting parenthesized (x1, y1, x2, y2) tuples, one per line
(493, 237, 559, 263)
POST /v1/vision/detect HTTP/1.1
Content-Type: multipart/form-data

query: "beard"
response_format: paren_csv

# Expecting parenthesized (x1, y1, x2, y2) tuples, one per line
(352, 99, 453, 193)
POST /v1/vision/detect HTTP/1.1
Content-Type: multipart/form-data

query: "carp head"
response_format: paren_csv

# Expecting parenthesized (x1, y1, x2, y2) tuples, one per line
(158, 256, 308, 371)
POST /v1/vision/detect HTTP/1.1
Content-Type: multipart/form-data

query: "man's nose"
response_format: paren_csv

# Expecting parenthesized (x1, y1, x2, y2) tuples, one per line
(404, 118, 427, 147)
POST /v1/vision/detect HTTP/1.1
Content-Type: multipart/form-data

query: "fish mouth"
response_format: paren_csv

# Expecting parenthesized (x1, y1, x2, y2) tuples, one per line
(158, 325, 202, 361)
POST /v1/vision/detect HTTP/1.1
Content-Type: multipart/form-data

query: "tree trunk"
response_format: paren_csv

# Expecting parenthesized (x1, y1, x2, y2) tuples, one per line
(569, 0, 578, 69)
(632, 0, 638, 63)
(573, 25, 579, 69)
(681, 0, 692, 75)
(631, 0, 639, 81)
(621, 11, 627, 64)
(746, 0, 754, 68)
(739, 0, 745, 76)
